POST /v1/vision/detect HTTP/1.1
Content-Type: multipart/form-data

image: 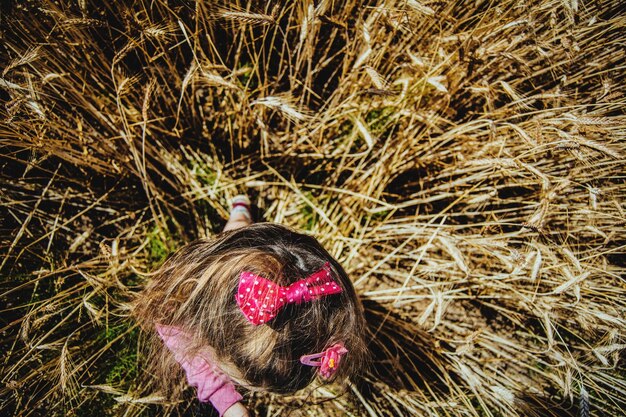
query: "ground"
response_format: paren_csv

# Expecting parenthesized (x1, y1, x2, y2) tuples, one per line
(1, 1, 625, 416)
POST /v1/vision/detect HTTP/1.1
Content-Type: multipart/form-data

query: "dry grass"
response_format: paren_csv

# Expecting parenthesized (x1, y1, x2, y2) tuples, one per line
(1, 0, 625, 416)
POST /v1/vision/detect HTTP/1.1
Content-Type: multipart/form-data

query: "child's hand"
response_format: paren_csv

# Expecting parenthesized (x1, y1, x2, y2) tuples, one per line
(223, 402, 249, 417)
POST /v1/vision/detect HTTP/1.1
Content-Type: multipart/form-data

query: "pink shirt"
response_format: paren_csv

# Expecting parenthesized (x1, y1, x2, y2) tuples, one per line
(155, 324, 243, 416)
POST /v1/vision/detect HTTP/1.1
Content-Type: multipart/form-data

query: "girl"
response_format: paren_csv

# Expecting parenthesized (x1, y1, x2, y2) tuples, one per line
(133, 196, 368, 416)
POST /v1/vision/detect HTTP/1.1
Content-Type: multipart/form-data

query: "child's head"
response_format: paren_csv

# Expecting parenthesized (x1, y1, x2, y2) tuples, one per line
(134, 223, 367, 394)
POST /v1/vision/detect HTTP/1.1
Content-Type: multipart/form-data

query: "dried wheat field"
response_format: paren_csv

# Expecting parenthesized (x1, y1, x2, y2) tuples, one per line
(1, 0, 625, 416)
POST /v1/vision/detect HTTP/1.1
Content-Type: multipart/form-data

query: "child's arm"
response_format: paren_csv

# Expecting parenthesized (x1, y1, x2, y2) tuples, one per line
(223, 402, 249, 417)
(186, 353, 243, 415)
(156, 324, 245, 416)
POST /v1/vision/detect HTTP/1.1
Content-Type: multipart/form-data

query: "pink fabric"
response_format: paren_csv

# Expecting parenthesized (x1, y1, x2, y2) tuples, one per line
(300, 343, 348, 378)
(236, 262, 342, 325)
(156, 324, 243, 416)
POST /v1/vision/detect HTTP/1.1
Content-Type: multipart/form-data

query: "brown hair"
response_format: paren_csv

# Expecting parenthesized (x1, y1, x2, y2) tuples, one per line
(133, 223, 367, 394)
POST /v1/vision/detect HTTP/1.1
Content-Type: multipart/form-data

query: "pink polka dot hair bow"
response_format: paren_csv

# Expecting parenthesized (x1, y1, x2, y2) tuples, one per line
(236, 262, 342, 325)
(300, 343, 348, 379)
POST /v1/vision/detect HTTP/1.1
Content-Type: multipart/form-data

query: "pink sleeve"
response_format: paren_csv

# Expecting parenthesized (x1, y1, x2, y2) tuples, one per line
(156, 324, 243, 416)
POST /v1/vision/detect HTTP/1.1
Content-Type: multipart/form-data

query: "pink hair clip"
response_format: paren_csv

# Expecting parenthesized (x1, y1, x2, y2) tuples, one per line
(300, 343, 348, 379)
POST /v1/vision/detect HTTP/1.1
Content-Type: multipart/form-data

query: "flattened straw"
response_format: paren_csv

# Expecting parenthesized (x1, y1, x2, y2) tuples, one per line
(354, 215, 448, 287)
(393, 216, 446, 306)
(0, 165, 59, 272)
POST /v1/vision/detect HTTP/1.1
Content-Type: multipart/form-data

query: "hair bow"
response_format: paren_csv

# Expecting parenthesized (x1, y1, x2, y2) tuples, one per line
(236, 262, 342, 325)
(300, 343, 348, 379)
